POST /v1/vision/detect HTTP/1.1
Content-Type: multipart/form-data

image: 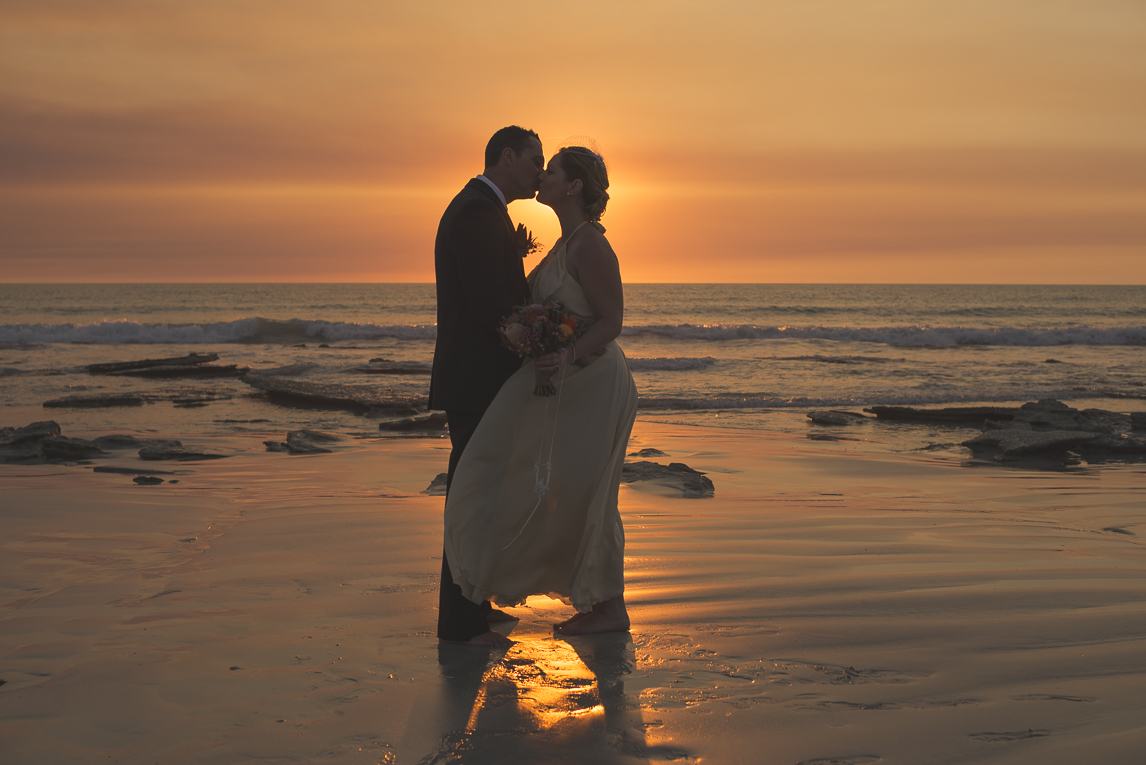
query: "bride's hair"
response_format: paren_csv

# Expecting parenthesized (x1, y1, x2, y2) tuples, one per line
(558, 147, 610, 222)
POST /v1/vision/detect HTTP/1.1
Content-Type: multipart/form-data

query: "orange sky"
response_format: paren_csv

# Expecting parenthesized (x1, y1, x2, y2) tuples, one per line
(2, 1, 1144, 283)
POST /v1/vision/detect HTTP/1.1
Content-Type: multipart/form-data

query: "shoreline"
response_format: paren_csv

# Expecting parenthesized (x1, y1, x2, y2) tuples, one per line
(2, 421, 1144, 763)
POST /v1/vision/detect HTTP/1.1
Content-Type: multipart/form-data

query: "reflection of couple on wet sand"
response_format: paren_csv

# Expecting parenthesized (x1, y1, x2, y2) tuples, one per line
(430, 126, 638, 646)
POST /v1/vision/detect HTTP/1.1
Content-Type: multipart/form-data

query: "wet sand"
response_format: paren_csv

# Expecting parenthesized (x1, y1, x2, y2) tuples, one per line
(1, 423, 1144, 764)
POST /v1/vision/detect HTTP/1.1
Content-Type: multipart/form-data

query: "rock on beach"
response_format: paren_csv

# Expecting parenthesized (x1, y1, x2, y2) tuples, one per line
(1, 421, 107, 464)
(962, 429, 1102, 459)
(86, 352, 220, 374)
(242, 374, 421, 415)
(807, 410, 870, 425)
(622, 461, 715, 498)
(378, 413, 448, 433)
(263, 430, 350, 455)
(423, 473, 448, 495)
(139, 445, 230, 461)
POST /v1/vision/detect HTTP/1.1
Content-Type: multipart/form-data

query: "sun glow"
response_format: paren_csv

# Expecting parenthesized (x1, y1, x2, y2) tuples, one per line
(2, 1, 1144, 283)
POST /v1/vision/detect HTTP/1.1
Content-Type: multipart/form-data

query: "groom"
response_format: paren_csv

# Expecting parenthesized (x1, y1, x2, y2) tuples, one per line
(429, 125, 544, 644)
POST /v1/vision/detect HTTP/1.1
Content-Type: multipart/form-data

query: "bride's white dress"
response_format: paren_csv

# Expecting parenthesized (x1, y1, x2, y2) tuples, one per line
(443, 224, 638, 612)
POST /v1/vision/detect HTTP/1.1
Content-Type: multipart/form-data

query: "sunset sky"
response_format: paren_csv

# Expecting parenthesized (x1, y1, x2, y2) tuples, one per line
(2, 1, 1144, 283)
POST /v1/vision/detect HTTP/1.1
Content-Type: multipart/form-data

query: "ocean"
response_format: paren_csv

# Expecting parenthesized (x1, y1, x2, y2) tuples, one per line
(2, 283, 1144, 458)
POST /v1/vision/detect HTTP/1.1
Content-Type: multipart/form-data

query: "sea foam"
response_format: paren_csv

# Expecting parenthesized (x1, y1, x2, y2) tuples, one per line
(626, 357, 717, 371)
(623, 324, 1146, 346)
(0, 318, 437, 345)
(3, 318, 1145, 347)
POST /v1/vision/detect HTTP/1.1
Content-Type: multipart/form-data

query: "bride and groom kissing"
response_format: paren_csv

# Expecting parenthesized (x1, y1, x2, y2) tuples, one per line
(429, 126, 637, 646)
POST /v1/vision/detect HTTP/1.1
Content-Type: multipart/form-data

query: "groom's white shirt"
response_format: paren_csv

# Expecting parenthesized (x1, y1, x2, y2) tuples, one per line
(475, 174, 507, 208)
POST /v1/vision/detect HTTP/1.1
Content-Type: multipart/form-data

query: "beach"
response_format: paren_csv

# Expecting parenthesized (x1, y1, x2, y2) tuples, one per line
(3, 419, 1143, 764)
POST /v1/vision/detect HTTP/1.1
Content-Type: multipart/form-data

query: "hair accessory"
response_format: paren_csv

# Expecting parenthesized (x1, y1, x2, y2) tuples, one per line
(560, 146, 606, 168)
(557, 136, 607, 169)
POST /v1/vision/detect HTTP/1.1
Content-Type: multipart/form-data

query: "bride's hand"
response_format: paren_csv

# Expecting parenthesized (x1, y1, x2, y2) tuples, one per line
(536, 347, 572, 377)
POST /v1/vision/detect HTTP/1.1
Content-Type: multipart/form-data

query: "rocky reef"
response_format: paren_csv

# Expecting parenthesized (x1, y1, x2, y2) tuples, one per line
(849, 399, 1146, 463)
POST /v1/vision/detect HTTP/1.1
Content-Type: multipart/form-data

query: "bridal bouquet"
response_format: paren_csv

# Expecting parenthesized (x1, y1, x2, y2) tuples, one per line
(500, 301, 590, 396)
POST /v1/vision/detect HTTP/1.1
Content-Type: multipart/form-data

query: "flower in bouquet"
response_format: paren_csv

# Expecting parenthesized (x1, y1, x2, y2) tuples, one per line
(500, 301, 591, 396)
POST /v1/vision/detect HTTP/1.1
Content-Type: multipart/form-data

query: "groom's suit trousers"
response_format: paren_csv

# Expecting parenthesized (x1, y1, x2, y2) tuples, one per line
(437, 410, 495, 641)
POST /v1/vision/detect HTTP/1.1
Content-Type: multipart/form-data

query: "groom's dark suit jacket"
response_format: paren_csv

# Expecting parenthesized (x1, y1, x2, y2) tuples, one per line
(429, 178, 530, 413)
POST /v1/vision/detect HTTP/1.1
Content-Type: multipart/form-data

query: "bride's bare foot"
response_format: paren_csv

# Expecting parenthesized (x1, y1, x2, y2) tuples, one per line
(486, 607, 519, 623)
(554, 609, 593, 629)
(441, 630, 513, 648)
(556, 596, 630, 636)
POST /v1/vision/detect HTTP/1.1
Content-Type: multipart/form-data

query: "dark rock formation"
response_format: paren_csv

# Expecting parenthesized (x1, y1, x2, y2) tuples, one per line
(1133, 412, 1146, 431)
(44, 391, 232, 409)
(628, 447, 668, 457)
(962, 429, 1101, 459)
(133, 476, 165, 485)
(958, 400, 1146, 462)
(621, 461, 715, 498)
(110, 364, 246, 378)
(2, 421, 61, 444)
(807, 410, 870, 425)
(1, 422, 107, 463)
(264, 430, 349, 454)
(1001, 399, 1131, 434)
(242, 374, 422, 415)
(171, 393, 233, 408)
(43, 394, 146, 408)
(352, 361, 432, 375)
(865, 405, 1017, 425)
(93, 435, 183, 449)
(423, 473, 448, 495)
(378, 413, 448, 432)
(285, 430, 346, 454)
(1087, 433, 1146, 454)
(139, 445, 229, 461)
(38, 437, 107, 461)
(93, 465, 176, 475)
(86, 353, 219, 374)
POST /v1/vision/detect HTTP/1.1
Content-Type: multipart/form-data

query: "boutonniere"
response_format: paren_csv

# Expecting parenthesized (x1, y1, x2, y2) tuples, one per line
(514, 223, 542, 258)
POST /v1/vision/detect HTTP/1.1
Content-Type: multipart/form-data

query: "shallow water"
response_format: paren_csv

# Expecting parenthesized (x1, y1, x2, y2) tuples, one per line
(2, 284, 1143, 455)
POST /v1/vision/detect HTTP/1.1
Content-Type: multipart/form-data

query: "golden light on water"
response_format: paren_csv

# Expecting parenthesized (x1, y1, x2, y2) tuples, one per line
(465, 639, 607, 733)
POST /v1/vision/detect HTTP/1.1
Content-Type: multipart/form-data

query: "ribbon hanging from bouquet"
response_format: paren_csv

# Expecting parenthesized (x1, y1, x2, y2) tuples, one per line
(502, 360, 568, 551)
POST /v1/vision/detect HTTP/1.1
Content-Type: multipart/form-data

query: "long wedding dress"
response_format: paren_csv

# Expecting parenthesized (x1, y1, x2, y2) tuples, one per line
(443, 222, 638, 612)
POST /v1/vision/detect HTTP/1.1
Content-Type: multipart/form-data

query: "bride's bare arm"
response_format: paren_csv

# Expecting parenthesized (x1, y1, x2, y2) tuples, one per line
(536, 232, 623, 374)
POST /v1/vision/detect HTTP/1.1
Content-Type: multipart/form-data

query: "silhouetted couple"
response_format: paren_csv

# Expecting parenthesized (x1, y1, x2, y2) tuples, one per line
(429, 126, 636, 646)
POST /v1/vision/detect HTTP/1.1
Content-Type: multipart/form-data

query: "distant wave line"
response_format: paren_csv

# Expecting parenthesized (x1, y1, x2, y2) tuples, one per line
(637, 387, 1138, 411)
(2, 318, 1145, 346)
(622, 324, 1146, 346)
(0, 318, 436, 345)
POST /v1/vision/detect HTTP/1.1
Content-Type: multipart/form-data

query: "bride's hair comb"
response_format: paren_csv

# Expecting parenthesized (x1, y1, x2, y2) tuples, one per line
(557, 136, 607, 169)
(560, 146, 605, 167)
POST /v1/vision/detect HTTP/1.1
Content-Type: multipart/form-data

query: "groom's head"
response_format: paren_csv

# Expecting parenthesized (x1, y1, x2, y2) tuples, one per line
(483, 126, 544, 202)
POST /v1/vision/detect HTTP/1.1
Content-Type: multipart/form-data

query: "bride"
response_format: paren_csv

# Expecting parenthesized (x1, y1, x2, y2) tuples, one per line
(442, 144, 638, 645)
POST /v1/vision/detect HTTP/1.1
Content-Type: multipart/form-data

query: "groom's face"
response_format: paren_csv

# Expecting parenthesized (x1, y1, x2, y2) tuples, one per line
(508, 137, 545, 201)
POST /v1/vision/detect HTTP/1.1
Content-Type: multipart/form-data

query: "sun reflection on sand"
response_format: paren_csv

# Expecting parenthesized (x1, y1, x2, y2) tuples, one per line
(465, 639, 606, 733)
(431, 629, 656, 763)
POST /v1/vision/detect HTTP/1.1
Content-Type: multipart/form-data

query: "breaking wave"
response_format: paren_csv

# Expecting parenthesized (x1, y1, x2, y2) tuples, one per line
(623, 324, 1146, 346)
(627, 357, 717, 371)
(0, 318, 436, 345)
(3, 318, 1145, 347)
(637, 386, 1133, 411)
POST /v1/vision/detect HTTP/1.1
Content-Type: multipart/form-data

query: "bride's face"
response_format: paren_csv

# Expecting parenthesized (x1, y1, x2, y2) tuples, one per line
(536, 155, 572, 208)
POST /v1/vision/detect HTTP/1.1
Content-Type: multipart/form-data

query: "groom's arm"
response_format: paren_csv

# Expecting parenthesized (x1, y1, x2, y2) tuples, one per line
(450, 202, 520, 328)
